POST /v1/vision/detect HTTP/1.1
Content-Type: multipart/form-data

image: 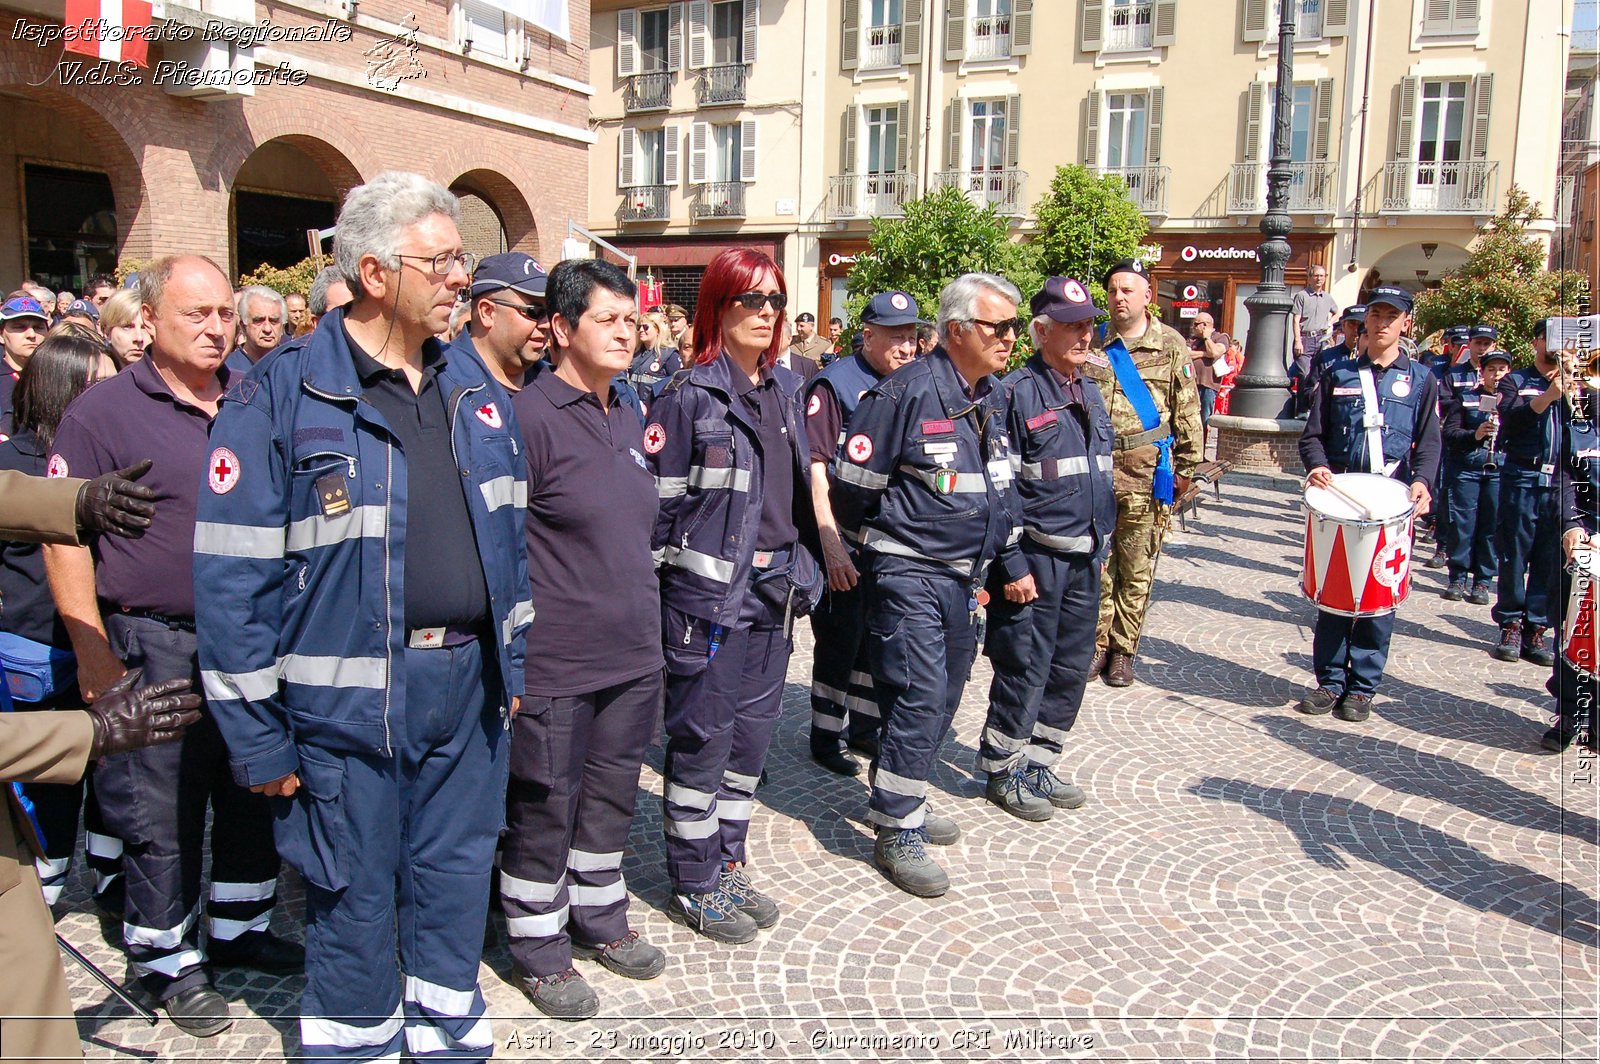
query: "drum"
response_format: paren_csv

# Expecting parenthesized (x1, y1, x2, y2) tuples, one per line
(1301, 473, 1417, 617)
(1562, 552, 1600, 680)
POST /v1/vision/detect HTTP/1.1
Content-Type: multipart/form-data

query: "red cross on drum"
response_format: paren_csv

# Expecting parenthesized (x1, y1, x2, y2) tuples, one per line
(1300, 473, 1416, 617)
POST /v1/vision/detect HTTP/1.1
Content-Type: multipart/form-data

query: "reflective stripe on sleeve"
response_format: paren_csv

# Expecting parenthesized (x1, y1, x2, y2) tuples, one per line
(194, 522, 285, 558)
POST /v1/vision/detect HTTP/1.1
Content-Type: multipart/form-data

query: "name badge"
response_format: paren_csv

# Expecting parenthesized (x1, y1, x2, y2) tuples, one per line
(987, 457, 1013, 487)
(1542, 463, 1556, 476)
(921, 419, 956, 435)
(1333, 386, 1362, 396)
(923, 441, 959, 456)
(1026, 410, 1058, 430)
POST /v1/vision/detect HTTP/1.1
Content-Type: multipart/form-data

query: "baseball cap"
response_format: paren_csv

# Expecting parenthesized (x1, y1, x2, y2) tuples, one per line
(1365, 286, 1414, 313)
(0, 295, 48, 323)
(469, 252, 547, 299)
(64, 298, 99, 321)
(1469, 324, 1499, 341)
(1481, 349, 1513, 366)
(860, 290, 924, 327)
(1444, 325, 1470, 342)
(795, 312, 816, 323)
(1030, 277, 1101, 324)
(1102, 259, 1150, 286)
(1342, 305, 1367, 322)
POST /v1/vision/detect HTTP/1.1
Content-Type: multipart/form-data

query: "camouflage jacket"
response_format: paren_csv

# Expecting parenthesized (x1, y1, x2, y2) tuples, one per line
(1085, 315, 1205, 494)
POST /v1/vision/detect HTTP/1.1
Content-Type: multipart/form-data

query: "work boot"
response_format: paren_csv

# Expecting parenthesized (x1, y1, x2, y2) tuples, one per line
(1424, 548, 1447, 569)
(718, 862, 780, 929)
(163, 983, 233, 1038)
(1333, 693, 1373, 722)
(1023, 764, 1088, 809)
(515, 967, 599, 1021)
(1442, 579, 1467, 601)
(1295, 687, 1341, 715)
(1105, 652, 1135, 687)
(1468, 581, 1492, 605)
(810, 745, 860, 777)
(666, 889, 758, 944)
(1087, 647, 1108, 680)
(1522, 626, 1555, 667)
(572, 929, 666, 980)
(1492, 621, 1522, 662)
(873, 828, 949, 897)
(985, 768, 1055, 822)
(920, 810, 961, 846)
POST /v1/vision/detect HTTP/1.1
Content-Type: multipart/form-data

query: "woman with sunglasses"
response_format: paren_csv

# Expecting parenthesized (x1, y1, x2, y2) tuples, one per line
(627, 310, 681, 400)
(644, 248, 821, 944)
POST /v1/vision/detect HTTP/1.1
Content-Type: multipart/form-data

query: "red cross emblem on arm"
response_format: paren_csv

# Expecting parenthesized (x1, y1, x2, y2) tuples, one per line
(214, 456, 233, 481)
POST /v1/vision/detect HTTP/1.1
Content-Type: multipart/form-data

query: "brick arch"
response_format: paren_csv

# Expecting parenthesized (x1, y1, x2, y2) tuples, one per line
(214, 99, 376, 198)
(447, 168, 537, 257)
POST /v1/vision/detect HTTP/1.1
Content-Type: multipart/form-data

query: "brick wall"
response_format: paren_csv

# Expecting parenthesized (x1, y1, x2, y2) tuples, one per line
(1214, 423, 1307, 477)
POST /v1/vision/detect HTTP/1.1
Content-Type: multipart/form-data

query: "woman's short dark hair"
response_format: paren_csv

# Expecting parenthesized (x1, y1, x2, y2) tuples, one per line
(547, 259, 637, 337)
(14, 331, 114, 451)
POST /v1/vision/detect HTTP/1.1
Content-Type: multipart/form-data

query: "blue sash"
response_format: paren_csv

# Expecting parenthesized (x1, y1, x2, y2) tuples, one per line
(1106, 338, 1175, 504)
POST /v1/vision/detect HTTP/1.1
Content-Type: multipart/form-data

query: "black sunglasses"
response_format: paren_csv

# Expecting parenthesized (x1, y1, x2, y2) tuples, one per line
(730, 291, 787, 312)
(969, 316, 1025, 338)
(485, 299, 549, 322)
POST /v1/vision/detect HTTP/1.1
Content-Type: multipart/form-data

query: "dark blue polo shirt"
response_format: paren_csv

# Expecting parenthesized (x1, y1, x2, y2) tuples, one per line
(49, 355, 225, 617)
(512, 368, 662, 696)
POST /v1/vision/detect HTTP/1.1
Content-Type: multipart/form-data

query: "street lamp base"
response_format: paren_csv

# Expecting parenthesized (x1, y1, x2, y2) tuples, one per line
(1211, 414, 1307, 479)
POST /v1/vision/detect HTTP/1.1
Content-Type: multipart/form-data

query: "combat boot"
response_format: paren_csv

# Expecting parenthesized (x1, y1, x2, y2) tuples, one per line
(1492, 621, 1522, 662)
(873, 828, 949, 897)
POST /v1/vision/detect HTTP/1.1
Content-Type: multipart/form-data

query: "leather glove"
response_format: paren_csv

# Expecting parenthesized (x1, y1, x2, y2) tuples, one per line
(87, 669, 203, 759)
(75, 459, 159, 539)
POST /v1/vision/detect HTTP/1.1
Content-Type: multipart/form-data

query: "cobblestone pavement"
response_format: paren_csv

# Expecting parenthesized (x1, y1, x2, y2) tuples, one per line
(51, 480, 1598, 1061)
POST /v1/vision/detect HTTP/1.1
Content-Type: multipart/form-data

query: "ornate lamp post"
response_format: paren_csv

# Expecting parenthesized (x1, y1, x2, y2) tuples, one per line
(1231, 0, 1298, 419)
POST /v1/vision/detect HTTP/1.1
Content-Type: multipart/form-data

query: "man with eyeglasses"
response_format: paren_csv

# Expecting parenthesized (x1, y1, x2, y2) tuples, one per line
(44, 256, 298, 1036)
(457, 251, 550, 395)
(196, 172, 532, 1061)
(226, 285, 288, 372)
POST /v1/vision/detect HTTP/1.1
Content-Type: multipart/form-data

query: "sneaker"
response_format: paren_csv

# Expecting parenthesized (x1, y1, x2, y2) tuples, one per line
(1295, 687, 1341, 715)
(1333, 693, 1372, 722)
(572, 930, 666, 980)
(1522, 626, 1556, 667)
(872, 828, 949, 897)
(717, 863, 780, 929)
(1492, 621, 1522, 662)
(920, 810, 961, 846)
(1424, 549, 1447, 569)
(162, 983, 233, 1038)
(665, 889, 758, 944)
(515, 967, 598, 1021)
(985, 769, 1055, 822)
(1442, 579, 1467, 601)
(1468, 582, 1491, 606)
(1023, 765, 1087, 809)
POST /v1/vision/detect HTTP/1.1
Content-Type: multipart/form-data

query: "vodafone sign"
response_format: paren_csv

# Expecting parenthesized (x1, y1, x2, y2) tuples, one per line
(1179, 244, 1259, 263)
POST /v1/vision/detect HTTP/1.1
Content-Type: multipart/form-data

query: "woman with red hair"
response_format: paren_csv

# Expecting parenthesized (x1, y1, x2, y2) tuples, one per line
(643, 249, 820, 945)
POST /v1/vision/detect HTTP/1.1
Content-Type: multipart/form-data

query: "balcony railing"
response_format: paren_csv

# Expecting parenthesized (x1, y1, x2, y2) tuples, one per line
(861, 23, 902, 69)
(828, 172, 918, 220)
(623, 70, 672, 113)
(619, 184, 671, 223)
(695, 64, 747, 105)
(1380, 160, 1499, 213)
(1270, 0, 1323, 40)
(1226, 161, 1338, 213)
(692, 181, 746, 219)
(1106, 0, 1153, 51)
(967, 15, 1011, 60)
(931, 168, 1028, 215)
(1092, 165, 1170, 216)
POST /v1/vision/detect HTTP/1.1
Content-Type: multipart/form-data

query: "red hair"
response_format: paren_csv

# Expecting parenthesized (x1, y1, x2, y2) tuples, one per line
(691, 248, 787, 368)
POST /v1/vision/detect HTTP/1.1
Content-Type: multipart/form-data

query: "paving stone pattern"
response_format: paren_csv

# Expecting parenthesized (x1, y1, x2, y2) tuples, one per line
(54, 481, 1598, 1061)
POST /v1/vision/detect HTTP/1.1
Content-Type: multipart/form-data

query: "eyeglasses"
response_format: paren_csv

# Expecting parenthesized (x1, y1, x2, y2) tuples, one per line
(968, 317, 1025, 338)
(730, 291, 788, 312)
(484, 299, 549, 322)
(397, 251, 478, 276)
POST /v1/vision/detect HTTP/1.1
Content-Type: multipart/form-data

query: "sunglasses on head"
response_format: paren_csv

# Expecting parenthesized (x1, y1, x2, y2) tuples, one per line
(730, 291, 787, 312)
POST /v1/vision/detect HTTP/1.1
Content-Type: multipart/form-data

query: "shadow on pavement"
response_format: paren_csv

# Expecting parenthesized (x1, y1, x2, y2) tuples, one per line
(1136, 634, 1300, 709)
(1188, 777, 1600, 949)
(1165, 541, 1301, 581)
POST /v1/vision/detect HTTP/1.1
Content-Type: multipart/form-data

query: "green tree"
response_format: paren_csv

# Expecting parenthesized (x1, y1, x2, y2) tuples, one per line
(237, 256, 321, 296)
(1030, 165, 1150, 311)
(1412, 185, 1588, 363)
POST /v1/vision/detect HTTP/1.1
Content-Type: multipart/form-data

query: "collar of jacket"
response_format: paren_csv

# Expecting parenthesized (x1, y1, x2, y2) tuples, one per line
(684, 351, 769, 430)
(927, 348, 992, 420)
(296, 307, 484, 400)
(1024, 353, 1081, 411)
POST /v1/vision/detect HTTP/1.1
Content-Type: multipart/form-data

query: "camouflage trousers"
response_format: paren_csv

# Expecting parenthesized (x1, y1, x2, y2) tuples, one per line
(1095, 489, 1170, 656)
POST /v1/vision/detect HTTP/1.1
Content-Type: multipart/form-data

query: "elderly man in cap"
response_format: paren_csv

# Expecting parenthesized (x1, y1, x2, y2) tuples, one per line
(978, 278, 1115, 820)
(456, 252, 550, 395)
(1083, 259, 1203, 687)
(1, 294, 50, 436)
(804, 290, 923, 777)
(789, 312, 831, 368)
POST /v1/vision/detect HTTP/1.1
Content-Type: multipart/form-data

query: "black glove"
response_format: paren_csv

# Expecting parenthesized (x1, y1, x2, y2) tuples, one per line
(75, 459, 159, 539)
(87, 668, 203, 759)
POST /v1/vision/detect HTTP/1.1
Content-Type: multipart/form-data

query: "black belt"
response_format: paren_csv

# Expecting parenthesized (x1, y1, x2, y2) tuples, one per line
(1506, 455, 1543, 471)
(105, 604, 195, 632)
(407, 623, 487, 649)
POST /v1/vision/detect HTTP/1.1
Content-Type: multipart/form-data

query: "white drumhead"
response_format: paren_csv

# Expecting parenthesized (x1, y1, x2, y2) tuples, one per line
(1305, 473, 1413, 523)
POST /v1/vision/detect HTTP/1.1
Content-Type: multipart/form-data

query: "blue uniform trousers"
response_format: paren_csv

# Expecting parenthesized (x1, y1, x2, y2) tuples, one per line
(1494, 469, 1558, 628)
(808, 582, 881, 756)
(501, 671, 661, 977)
(661, 595, 790, 895)
(97, 613, 279, 1000)
(865, 562, 978, 831)
(289, 636, 507, 1063)
(1312, 610, 1395, 697)
(978, 549, 1100, 775)
(1550, 567, 1599, 737)
(1444, 463, 1500, 582)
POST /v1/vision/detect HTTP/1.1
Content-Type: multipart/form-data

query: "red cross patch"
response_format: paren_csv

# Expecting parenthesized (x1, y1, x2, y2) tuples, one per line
(807, 393, 822, 417)
(643, 423, 667, 454)
(208, 448, 241, 494)
(846, 433, 874, 463)
(46, 454, 68, 478)
(475, 402, 503, 429)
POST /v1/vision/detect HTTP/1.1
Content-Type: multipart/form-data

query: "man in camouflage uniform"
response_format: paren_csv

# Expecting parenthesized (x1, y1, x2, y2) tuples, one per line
(1082, 259, 1204, 687)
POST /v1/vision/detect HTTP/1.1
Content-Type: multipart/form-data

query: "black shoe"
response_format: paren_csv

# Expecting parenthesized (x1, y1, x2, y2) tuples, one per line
(572, 930, 666, 980)
(163, 983, 233, 1038)
(1333, 693, 1372, 722)
(515, 967, 599, 1021)
(845, 735, 880, 760)
(1442, 579, 1467, 601)
(1493, 621, 1522, 662)
(1541, 725, 1576, 753)
(666, 889, 758, 944)
(1468, 582, 1491, 606)
(1522, 626, 1555, 667)
(810, 747, 860, 777)
(718, 863, 780, 929)
(1295, 687, 1340, 715)
(208, 932, 304, 974)
(1423, 550, 1447, 569)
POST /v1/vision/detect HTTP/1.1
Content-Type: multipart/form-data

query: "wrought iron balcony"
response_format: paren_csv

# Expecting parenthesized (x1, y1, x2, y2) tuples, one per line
(623, 70, 672, 113)
(1226, 161, 1338, 214)
(967, 14, 1011, 60)
(931, 168, 1028, 215)
(1380, 160, 1499, 214)
(692, 181, 746, 220)
(1090, 165, 1170, 216)
(619, 185, 671, 223)
(695, 64, 747, 106)
(1106, 0, 1152, 51)
(828, 172, 918, 220)
(861, 23, 902, 69)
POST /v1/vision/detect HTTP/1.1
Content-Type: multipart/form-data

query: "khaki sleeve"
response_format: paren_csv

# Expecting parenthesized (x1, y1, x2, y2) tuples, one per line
(0, 469, 83, 545)
(0, 712, 94, 786)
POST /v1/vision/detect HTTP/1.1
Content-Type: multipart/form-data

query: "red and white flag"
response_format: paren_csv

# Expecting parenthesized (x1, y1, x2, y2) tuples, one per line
(63, 0, 154, 67)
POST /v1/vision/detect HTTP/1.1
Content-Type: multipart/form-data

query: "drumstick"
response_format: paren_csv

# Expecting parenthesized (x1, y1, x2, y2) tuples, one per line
(1323, 481, 1376, 521)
